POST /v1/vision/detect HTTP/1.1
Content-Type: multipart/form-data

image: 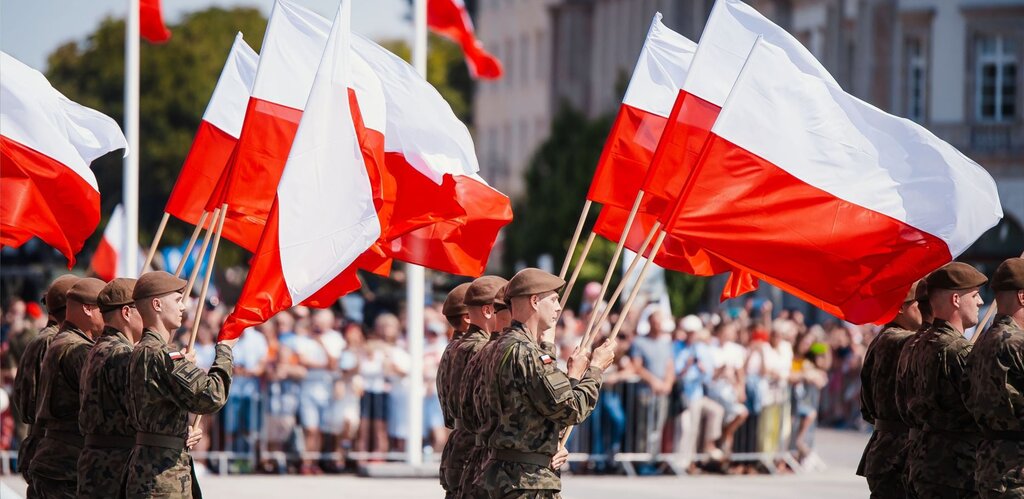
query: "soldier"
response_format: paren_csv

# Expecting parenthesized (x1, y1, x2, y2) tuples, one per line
(477, 268, 617, 498)
(964, 257, 1024, 499)
(12, 274, 78, 497)
(440, 276, 508, 498)
(900, 262, 987, 498)
(28, 277, 106, 498)
(436, 282, 471, 497)
(858, 280, 924, 498)
(123, 271, 237, 498)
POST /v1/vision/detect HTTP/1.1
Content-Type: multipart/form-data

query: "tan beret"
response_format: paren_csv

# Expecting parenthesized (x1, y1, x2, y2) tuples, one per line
(926, 262, 987, 291)
(98, 278, 137, 313)
(442, 282, 472, 317)
(505, 268, 565, 299)
(464, 276, 509, 306)
(991, 257, 1024, 292)
(494, 284, 509, 310)
(43, 274, 80, 312)
(133, 271, 186, 301)
(66, 277, 106, 306)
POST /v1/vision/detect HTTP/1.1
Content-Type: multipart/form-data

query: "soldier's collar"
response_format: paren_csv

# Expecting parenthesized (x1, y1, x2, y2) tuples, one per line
(142, 328, 166, 345)
(509, 321, 537, 344)
(60, 321, 95, 344)
(931, 319, 959, 335)
(102, 326, 132, 345)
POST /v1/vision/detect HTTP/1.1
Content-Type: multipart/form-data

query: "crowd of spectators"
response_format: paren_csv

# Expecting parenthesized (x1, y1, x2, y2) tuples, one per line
(0, 275, 872, 476)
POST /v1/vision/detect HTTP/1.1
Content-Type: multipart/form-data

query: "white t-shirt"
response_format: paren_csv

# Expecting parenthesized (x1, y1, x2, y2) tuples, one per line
(319, 329, 346, 360)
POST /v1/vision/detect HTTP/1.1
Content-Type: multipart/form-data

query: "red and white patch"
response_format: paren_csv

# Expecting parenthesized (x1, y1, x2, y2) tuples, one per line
(540, 354, 554, 365)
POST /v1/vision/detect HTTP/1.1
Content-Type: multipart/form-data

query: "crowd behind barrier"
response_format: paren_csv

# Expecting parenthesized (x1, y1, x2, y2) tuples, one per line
(0, 278, 871, 477)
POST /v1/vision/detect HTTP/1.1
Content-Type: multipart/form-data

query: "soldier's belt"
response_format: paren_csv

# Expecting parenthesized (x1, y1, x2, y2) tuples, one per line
(135, 431, 186, 450)
(44, 429, 84, 447)
(921, 425, 980, 442)
(85, 433, 136, 449)
(492, 449, 552, 467)
(873, 419, 909, 434)
(982, 430, 1024, 441)
(453, 419, 466, 431)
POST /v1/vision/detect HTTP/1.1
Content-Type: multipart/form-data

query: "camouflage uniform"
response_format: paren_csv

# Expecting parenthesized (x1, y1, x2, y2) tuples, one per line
(437, 327, 466, 496)
(123, 329, 233, 498)
(476, 322, 601, 498)
(11, 321, 59, 496)
(899, 319, 980, 498)
(28, 323, 95, 498)
(858, 323, 916, 498)
(964, 315, 1024, 499)
(77, 326, 137, 497)
(438, 325, 490, 497)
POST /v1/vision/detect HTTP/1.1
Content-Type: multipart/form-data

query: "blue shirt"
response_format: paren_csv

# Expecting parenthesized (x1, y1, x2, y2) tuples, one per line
(674, 340, 715, 400)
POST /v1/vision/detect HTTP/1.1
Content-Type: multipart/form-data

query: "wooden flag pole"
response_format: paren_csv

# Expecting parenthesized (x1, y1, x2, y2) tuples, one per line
(187, 205, 227, 351)
(607, 230, 668, 340)
(560, 232, 596, 310)
(579, 191, 646, 347)
(560, 200, 593, 280)
(182, 206, 221, 300)
(142, 213, 169, 273)
(174, 210, 211, 277)
(971, 249, 1024, 344)
(582, 221, 661, 350)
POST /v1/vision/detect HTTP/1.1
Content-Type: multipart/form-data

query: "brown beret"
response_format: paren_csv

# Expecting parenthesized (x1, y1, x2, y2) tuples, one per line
(505, 268, 565, 299)
(926, 262, 988, 291)
(914, 279, 929, 302)
(43, 274, 80, 312)
(133, 271, 186, 301)
(98, 278, 137, 313)
(494, 284, 509, 310)
(66, 277, 107, 306)
(903, 280, 922, 303)
(991, 257, 1024, 292)
(442, 282, 472, 317)
(464, 276, 509, 306)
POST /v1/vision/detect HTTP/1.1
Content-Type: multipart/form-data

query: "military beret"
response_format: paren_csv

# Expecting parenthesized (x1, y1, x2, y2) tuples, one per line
(493, 284, 509, 310)
(98, 278, 138, 313)
(66, 277, 106, 306)
(903, 280, 922, 303)
(133, 271, 186, 301)
(505, 268, 565, 299)
(43, 274, 80, 312)
(442, 282, 472, 317)
(914, 279, 929, 302)
(464, 276, 509, 306)
(926, 262, 988, 291)
(991, 257, 1024, 292)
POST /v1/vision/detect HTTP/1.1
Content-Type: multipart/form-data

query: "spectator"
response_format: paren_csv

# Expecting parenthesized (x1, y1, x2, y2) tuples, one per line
(673, 319, 725, 470)
(225, 325, 268, 461)
(629, 307, 676, 469)
(294, 315, 332, 474)
(707, 322, 749, 457)
(356, 313, 402, 461)
(790, 329, 831, 468)
(423, 319, 448, 452)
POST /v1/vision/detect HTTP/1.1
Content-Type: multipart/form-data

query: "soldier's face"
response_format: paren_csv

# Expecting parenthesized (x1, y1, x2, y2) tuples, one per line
(125, 305, 144, 342)
(495, 308, 511, 330)
(534, 291, 562, 330)
(955, 287, 983, 329)
(900, 300, 923, 331)
(157, 292, 186, 330)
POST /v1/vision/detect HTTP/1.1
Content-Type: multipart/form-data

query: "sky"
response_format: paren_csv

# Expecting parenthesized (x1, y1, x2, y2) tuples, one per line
(0, 0, 410, 71)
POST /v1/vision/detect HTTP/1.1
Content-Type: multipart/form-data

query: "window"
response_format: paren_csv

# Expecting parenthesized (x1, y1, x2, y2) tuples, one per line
(976, 35, 1018, 122)
(906, 37, 927, 122)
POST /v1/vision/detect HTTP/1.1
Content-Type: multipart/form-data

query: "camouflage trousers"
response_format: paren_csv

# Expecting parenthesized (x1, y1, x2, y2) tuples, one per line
(976, 440, 1024, 499)
(460, 445, 490, 499)
(78, 446, 132, 498)
(910, 480, 980, 499)
(18, 434, 40, 498)
(121, 446, 201, 498)
(866, 470, 909, 499)
(28, 476, 76, 499)
(478, 459, 561, 499)
(441, 429, 475, 496)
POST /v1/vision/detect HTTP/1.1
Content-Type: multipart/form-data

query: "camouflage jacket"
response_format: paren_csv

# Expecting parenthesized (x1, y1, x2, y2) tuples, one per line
(858, 323, 916, 477)
(964, 314, 1024, 495)
(480, 321, 601, 492)
(449, 325, 489, 425)
(900, 319, 978, 489)
(12, 321, 59, 425)
(436, 329, 466, 430)
(439, 325, 490, 491)
(29, 323, 95, 481)
(79, 327, 136, 438)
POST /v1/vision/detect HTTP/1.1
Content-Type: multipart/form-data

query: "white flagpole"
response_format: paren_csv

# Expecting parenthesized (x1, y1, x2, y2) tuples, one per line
(406, 0, 427, 468)
(124, 0, 141, 278)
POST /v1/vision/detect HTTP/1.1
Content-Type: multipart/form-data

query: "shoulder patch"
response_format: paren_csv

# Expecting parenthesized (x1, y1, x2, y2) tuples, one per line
(171, 359, 203, 390)
(540, 353, 554, 365)
(168, 351, 185, 361)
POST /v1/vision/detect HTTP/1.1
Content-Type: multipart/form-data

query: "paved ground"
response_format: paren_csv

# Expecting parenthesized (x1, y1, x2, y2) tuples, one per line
(1, 429, 870, 498)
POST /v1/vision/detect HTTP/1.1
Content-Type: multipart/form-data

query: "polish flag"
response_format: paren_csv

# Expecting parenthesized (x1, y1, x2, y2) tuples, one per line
(353, 34, 513, 277)
(0, 53, 127, 267)
(165, 33, 257, 229)
(428, 0, 503, 79)
(91, 204, 148, 281)
(221, 1, 380, 340)
(664, 39, 1002, 324)
(141, 0, 172, 44)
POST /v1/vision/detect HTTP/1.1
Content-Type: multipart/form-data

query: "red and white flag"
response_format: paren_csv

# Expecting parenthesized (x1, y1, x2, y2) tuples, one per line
(428, 0, 503, 79)
(664, 39, 1002, 324)
(0, 53, 127, 267)
(166, 33, 257, 228)
(222, 0, 380, 340)
(141, 0, 171, 44)
(353, 34, 513, 277)
(91, 204, 148, 281)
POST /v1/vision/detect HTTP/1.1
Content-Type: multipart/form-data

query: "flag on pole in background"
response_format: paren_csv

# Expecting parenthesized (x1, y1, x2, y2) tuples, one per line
(91, 204, 149, 280)
(427, 0, 503, 79)
(0, 52, 127, 268)
(141, 0, 171, 43)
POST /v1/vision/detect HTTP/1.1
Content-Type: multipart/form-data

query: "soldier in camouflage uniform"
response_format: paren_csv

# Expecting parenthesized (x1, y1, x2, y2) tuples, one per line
(965, 257, 1024, 499)
(477, 268, 617, 498)
(437, 283, 471, 497)
(439, 276, 507, 498)
(899, 262, 987, 498)
(11, 274, 78, 498)
(123, 271, 237, 498)
(858, 280, 924, 498)
(28, 277, 107, 498)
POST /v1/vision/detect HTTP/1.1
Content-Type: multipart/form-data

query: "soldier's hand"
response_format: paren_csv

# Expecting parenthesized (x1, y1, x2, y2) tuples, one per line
(566, 345, 590, 380)
(550, 446, 569, 470)
(180, 348, 197, 365)
(590, 336, 618, 372)
(186, 425, 203, 450)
